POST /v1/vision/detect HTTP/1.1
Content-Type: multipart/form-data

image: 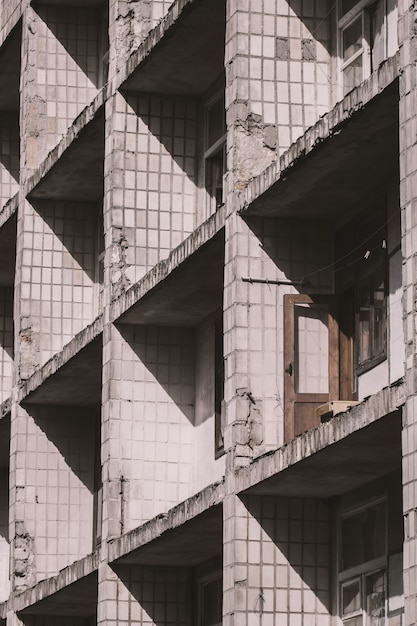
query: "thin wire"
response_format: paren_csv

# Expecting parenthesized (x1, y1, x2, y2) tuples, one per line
(296, 211, 399, 284)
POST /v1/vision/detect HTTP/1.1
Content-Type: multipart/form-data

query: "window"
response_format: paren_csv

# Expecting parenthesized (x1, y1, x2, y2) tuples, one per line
(204, 90, 226, 214)
(335, 206, 387, 378)
(214, 317, 224, 457)
(338, 501, 387, 626)
(338, 0, 387, 95)
(199, 572, 222, 626)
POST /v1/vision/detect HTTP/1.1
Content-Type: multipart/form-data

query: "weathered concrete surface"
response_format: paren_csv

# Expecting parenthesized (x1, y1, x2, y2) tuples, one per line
(235, 381, 405, 498)
(111, 209, 225, 326)
(14, 553, 98, 615)
(0, 399, 10, 421)
(119, 0, 225, 96)
(108, 481, 225, 566)
(240, 55, 399, 221)
(0, 211, 16, 287)
(18, 317, 103, 406)
(26, 92, 105, 202)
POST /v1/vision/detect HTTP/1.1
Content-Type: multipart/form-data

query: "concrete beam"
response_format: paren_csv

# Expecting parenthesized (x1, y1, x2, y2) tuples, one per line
(118, 0, 225, 97)
(108, 480, 225, 566)
(18, 316, 103, 406)
(235, 381, 405, 498)
(240, 55, 400, 223)
(14, 552, 98, 615)
(111, 209, 225, 326)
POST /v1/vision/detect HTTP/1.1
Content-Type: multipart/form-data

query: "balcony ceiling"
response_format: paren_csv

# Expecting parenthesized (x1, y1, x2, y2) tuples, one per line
(119, 231, 224, 327)
(122, 0, 225, 97)
(246, 81, 399, 226)
(244, 410, 401, 499)
(23, 337, 102, 407)
(29, 110, 104, 202)
(18, 572, 97, 617)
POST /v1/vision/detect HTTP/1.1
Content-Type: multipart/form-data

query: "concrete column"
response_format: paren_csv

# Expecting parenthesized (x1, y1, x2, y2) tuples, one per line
(398, 0, 417, 621)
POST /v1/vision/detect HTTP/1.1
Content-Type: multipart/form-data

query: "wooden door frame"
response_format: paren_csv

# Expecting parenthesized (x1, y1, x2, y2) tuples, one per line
(284, 294, 339, 442)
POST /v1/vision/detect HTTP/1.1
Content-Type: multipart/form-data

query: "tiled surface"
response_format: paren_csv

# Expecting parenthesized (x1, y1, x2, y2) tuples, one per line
(223, 216, 333, 457)
(21, 5, 100, 170)
(0, 467, 9, 603)
(101, 324, 195, 537)
(9, 404, 96, 584)
(104, 92, 197, 291)
(223, 494, 330, 626)
(98, 563, 190, 626)
(16, 199, 99, 370)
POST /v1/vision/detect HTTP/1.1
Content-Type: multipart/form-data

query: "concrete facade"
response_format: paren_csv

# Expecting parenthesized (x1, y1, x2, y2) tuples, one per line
(0, 0, 410, 625)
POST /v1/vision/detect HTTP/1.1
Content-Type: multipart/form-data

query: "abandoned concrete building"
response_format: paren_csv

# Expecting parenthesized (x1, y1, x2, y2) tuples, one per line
(0, 0, 413, 624)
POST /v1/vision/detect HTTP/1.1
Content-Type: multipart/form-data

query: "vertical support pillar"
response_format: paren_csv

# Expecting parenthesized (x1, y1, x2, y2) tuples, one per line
(399, 0, 417, 621)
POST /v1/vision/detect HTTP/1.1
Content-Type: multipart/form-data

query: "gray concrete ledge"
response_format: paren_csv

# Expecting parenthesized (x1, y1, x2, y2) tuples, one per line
(13, 551, 99, 613)
(18, 315, 103, 404)
(108, 480, 225, 565)
(240, 54, 399, 213)
(235, 379, 405, 496)
(110, 207, 225, 324)
(0, 194, 18, 231)
(24, 88, 105, 199)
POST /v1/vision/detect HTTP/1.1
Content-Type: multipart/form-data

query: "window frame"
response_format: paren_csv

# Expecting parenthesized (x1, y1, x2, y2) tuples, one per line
(337, 498, 388, 626)
(337, 0, 387, 96)
(203, 87, 226, 216)
(198, 570, 222, 626)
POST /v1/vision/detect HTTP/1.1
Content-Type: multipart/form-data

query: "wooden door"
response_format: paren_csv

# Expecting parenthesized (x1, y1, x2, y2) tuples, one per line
(284, 294, 339, 442)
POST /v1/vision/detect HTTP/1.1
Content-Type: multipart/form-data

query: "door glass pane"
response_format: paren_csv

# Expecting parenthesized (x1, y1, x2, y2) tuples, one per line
(342, 578, 362, 616)
(366, 570, 385, 626)
(294, 303, 329, 394)
(343, 16, 363, 61)
(344, 617, 363, 626)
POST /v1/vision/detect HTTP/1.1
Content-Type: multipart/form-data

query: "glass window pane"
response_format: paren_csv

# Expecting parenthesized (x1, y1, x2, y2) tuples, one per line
(207, 96, 225, 148)
(201, 576, 222, 626)
(294, 303, 329, 394)
(342, 579, 362, 616)
(373, 277, 385, 357)
(343, 16, 363, 61)
(341, 503, 386, 571)
(366, 570, 385, 626)
(358, 277, 371, 363)
(343, 55, 363, 94)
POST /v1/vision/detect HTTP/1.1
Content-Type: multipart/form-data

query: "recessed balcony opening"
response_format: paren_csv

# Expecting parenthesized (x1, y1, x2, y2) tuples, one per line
(17, 569, 98, 626)
(19, 403, 101, 578)
(0, 23, 21, 208)
(29, 1, 108, 153)
(0, 414, 10, 603)
(23, 198, 103, 364)
(0, 215, 16, 403)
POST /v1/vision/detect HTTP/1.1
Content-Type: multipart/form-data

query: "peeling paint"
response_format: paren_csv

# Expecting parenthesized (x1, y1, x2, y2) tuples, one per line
(111, 228, 131, 299)
(234, 107, 277, 188)
(18, 318, 39, 381)
(233, 388, 264, 468)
